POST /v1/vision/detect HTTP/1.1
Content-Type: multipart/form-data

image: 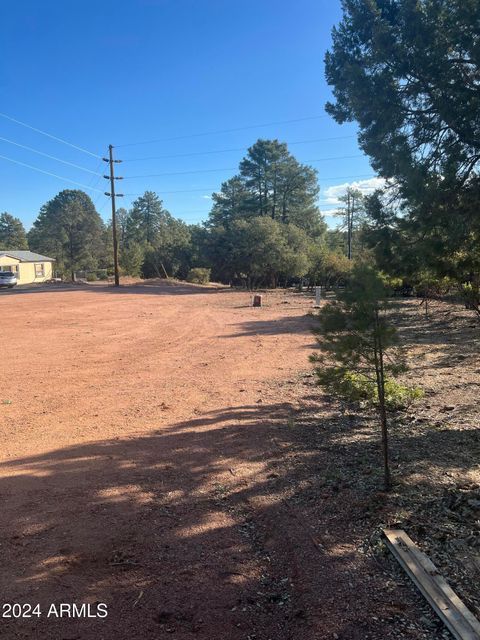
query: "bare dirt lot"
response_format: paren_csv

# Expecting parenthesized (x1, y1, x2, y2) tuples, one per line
(0, 282, 478, 640)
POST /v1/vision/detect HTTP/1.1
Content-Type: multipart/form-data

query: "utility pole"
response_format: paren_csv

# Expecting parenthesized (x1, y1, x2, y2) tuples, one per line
(103, 145, 123, 286)
(347, 190, 354, 261)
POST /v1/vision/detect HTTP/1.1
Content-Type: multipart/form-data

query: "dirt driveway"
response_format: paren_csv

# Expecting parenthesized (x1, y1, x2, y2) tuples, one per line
(0, 281, 320, 639)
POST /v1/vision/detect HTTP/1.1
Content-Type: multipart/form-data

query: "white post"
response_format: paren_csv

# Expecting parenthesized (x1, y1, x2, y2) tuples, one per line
(314, 286, 322, 307)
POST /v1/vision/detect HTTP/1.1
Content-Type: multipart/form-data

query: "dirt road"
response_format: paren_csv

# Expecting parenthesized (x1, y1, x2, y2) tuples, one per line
(0, 281, 318, 639)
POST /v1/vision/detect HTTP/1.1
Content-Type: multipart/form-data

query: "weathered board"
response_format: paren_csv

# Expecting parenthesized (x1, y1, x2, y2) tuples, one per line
(383, 528, 480, 640)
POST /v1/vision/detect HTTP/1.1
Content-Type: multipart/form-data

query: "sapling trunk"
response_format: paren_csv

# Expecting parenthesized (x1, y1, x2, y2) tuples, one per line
(374, 308, 392, 491)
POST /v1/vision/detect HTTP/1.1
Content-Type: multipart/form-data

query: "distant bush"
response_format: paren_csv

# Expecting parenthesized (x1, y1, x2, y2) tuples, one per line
(86, 273, 98, 282)
(187, 268, 211, 285)
(97, 271, 108, 281)
(461, 282, 480, 317)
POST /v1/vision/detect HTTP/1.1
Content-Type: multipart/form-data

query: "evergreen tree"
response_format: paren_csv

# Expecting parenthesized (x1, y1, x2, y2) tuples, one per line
(127, 191, 171, 247)
(312, 265, 422, 490)
(325, 0, 480, 197)
(120, 242, 144, 277)
(325, 0, 480, 286)
(207, 139, 325, 239)
(28, 190, 105, 279)
(0, 212, 28, 250)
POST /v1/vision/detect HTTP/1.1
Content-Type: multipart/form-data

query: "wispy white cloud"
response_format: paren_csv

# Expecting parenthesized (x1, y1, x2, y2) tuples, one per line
(201, 194, 212, 200)
(320, 177, 385, 206)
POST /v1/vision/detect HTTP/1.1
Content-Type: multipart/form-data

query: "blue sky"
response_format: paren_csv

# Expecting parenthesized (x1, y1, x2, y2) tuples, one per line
(0, 0, 379, 229)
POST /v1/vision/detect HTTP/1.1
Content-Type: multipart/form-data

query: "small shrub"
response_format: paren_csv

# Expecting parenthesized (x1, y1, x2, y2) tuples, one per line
(86, 273, 98, 282)
(187, 267, 211, 285)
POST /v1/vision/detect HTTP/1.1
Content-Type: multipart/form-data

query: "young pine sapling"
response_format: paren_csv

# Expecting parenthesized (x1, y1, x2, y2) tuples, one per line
(311, 265, 422, 490)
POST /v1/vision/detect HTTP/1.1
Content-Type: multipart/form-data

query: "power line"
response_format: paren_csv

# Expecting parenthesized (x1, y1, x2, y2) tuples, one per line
(0, 111, 102, 159)
(0, 153, 104, 192)
(0, 136, 103, 175)
(122, 154, 364, 180)
(116, 114, 331, 148)
(122, 135, 358, 162)
(123, 188, 215, 195)
(122, 173, 377, 197)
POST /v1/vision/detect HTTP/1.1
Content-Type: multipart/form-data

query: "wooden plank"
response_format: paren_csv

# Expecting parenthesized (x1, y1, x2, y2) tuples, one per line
(383, 528, 480, 640)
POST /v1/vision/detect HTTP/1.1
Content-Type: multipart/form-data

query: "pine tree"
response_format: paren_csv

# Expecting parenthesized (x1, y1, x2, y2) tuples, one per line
(0, 212, 28, 250)
(311, 265, 421, 490)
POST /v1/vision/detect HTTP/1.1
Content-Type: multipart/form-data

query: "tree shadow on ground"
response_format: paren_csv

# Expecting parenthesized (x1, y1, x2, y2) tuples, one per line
(223, 314, 315, 343)
(391, 300, 480, 370)
(0, 280, 231, 297)
(1, 394, 478, 640)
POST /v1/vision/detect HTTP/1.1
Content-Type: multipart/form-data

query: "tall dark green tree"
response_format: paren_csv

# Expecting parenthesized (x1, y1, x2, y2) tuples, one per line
(126, 191, 171, 247)
(325, 0, 480, 288)
(142, 216, 192, 279)
(325, 0, 480, 195)
(208, 139, 325, 239)
(28, 190, 105, 279)
(0, 212, 28, 250)
(209, 177, 250, 229)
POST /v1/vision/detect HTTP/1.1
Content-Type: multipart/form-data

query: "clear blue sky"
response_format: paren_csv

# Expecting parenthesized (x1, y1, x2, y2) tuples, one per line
(0, 0, 377, 229)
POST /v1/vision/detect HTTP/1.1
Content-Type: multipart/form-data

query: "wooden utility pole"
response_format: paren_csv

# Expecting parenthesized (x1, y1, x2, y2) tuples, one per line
(347, 190, 356, 261)
(103, 145, 123, 287)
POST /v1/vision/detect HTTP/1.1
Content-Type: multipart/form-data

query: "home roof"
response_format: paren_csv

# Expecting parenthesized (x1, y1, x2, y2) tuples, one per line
(0, 250, 55, 262)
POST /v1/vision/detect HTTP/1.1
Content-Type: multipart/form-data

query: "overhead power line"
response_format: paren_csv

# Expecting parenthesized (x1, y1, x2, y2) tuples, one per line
(122, 154, 364, 180)
(122, 134, 358, 162)
(116, 114, 331, 148)
(0, 153, 104, 192)
(0, 136, 103, 175)
(122, 173, 378, 197)
(0, 111, 102, 159)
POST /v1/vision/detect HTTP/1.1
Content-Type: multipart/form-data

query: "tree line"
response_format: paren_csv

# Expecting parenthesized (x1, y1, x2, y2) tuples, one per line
(2, 138, 359, 288)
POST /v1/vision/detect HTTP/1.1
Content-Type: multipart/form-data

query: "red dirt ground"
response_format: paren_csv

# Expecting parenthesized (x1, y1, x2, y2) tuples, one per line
(1, 281, 459, 640)
(0, 281, 318, 639)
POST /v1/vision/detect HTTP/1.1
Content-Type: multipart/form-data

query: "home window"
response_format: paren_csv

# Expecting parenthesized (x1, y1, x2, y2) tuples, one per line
(0, 265, 18, 274)
(35, 263, 45, 277)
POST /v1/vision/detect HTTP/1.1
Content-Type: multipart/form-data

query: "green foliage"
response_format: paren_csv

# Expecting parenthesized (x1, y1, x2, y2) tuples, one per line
(208, 217, 313, 288)
(119, 241, 144, 277)
(312, 265, 405, 390)
(308, 248, 352, 288)
(208, 139, 325, 239)
(0, 212, 28, 250)
(326, 2, 480, 298)
(186, 267, 211, 285)
(86, 273, 98, 282)
(28, 190, 105, 280)
(314, 367, 423, 409)
(142, 217, 191, 279)
(207, 137, 326, 278)
(461, 282, 480, 317)
(325, 0, 479, 198)
(378, 273, 404, 294)
(414, 273, 453, 299)
(126, 191, 170, 247)
(312, 264, 422, 489)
